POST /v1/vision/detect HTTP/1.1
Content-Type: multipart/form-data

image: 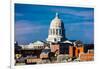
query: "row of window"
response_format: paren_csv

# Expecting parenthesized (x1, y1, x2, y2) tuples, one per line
(49, 29, 62, 35)
(34, 46, 44, 49)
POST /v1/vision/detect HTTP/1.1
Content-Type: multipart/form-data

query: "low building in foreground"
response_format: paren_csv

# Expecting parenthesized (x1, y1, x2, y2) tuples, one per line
(69, 40, 84, 58)
(79, 49, 94, 61)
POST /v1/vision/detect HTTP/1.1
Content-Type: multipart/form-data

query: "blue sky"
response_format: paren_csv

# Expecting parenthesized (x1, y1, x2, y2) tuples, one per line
(15, 4, 94, 45)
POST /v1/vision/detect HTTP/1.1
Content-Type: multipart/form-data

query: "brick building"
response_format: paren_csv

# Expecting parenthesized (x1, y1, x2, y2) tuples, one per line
(79, 49, 94, 61)
(69, 46, 84, 58)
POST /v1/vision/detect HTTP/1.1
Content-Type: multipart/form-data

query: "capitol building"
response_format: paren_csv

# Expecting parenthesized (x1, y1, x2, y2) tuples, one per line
(15, 13, 94, 65)
(21, 13, 74, 51)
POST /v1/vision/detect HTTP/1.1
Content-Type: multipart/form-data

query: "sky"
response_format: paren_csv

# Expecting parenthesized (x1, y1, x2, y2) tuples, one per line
(15, 3, 94, 45)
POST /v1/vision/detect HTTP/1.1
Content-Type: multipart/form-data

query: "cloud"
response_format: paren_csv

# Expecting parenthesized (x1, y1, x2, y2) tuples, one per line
(50, 7, 93, 21)
(15, 20, 49, 44)
(15, 20, 48, 36)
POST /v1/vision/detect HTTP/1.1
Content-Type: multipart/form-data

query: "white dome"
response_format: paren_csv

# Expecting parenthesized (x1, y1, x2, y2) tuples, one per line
(50, 13, 62, 28)
(47, 13, 66, 43)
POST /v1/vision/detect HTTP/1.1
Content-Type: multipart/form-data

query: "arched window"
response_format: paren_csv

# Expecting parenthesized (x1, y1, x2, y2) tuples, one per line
(59, 29, 62, 35)
(58, 29, 59, 35)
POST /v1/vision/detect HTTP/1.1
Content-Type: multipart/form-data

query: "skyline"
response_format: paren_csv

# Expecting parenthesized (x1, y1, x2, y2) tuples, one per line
(15, 4, 94, 45)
